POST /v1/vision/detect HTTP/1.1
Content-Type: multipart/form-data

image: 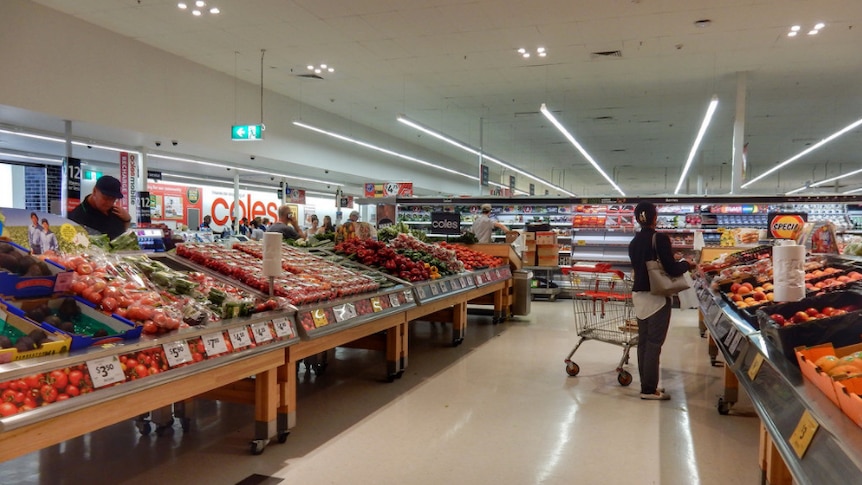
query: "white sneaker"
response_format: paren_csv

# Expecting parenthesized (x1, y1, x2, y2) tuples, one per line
(640, 391, 671, 400)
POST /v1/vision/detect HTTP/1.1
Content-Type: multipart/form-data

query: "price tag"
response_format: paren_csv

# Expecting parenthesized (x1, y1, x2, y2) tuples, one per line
(429, 283, 440, 296)
(577, 240, 587, 246)
(495, 269, 501, 279)
(250, 321, 273, 344)
(333, 303, 357, 323)
(272, 317, 293, 338)
(440, 280, 450, 292)
(389, 293, 401, 307)
(403, 290, 414, 302)
(747, 353, 765, 381)
(86, 355, 126, 388)
(162, 340, 193, 367)
(312, 308, 329, 327)
(729, 331, 744, 355)
(416, 286, 427, 299)
(460, 276, 469, 287)
(370, 297, 383, 312)
(54, 271, 74, 292)
(722, 327, 737, 346)
(229, 326, 253, 349)
(203, 332, 229, 356)
(789, 410, 820, 459)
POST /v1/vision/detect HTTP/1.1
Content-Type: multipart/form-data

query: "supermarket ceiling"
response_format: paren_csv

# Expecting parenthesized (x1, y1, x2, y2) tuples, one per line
(11, 0, 862, 197)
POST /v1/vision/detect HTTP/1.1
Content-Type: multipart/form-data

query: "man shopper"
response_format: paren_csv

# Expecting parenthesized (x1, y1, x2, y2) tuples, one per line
(268, 204, 306, 240)
(68, 175, 131, 239)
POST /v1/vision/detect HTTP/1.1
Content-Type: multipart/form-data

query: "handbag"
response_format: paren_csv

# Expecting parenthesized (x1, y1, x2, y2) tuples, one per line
(646, 233, 690, 296)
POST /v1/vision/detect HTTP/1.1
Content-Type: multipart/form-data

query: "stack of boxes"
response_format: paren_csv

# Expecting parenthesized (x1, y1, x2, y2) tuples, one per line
(523, 231, 559, 267)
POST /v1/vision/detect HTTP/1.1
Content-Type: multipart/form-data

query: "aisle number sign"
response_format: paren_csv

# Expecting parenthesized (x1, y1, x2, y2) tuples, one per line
(231, 124, 264, 141)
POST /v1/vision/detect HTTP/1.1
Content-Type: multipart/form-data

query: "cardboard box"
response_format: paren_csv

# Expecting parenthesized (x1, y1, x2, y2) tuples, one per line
(522, 250, 536, 266)
(835, 377, 862, 429)
(524, 232, 536, 241)
(0, 241, 72, 298)
(796, 342, 862, 429)
(537, 244, 559, 257)
(535, 231, 557, 245)
(537, 255, 559, 267)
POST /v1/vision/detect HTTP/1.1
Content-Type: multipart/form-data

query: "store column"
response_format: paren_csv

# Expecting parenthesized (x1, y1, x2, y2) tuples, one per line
(731, 71, 747, 194)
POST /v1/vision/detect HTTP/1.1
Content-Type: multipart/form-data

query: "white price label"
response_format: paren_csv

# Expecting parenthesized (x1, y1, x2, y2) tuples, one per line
(389, 293, 401, 307)
(203, 332, 229, 356)
(495, 269, 502, 279)
(272, 317, 293, 338)
(461, 276, 469, 287)
(333, 303, 358, 323)
(451, 279, 461, 289)
(86, 355, 126, 388)
(229, 326, 253, 349)
(403, 290, 414, 302)
(162, 341, 193, 367)
(250, 321, 273, 344)
(729, 331, 744, 355)
(429, 282, 439, 295)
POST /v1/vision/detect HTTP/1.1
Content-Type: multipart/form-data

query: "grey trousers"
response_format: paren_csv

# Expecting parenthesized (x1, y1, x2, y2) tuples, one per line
(637, 298, 672, 394)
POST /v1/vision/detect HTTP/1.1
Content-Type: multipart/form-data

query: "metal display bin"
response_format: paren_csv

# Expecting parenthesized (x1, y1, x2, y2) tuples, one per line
(511, 269, 533, 315)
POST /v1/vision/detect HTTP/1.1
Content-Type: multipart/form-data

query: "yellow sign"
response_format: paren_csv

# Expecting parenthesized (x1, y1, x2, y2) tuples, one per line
(789, 410, 819, 459)
(312, 309, 329, 328)
(747, 353, 764, 381)
(371, 297, 383, 312)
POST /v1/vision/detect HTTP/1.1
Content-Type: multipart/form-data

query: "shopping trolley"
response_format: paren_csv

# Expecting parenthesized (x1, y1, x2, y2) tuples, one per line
(561, 264, 638, 386)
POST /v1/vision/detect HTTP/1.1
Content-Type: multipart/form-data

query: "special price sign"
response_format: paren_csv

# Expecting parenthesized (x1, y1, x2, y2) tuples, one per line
(767, 212, 807, 239)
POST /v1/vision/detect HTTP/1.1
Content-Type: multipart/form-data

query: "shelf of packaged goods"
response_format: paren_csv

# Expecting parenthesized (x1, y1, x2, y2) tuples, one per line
(697, 277, 862, 485)
(0, 311, 299, 461)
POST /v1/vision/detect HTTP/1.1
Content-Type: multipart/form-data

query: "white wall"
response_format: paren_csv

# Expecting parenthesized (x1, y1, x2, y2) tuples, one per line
(0, 0, 478, 196)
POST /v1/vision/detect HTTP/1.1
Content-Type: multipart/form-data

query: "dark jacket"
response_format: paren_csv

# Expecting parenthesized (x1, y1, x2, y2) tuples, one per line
(68, 195, 127, 240)
(628, 228, 690, 292)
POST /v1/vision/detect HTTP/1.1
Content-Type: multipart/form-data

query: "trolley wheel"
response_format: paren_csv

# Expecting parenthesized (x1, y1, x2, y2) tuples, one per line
(565, 361, 580, 377)
(717, 397, 731, 415)
(250, 439, 269, 455)
(277, 431, 290, 443)
(136, 420, 152, 436)
(452, 337, 464, 347)
(180, 417, 191, 432)
(617, 370, 633, 387)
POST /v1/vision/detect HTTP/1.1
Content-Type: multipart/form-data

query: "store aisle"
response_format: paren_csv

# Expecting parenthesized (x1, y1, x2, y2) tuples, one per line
(0, 301, 760, 485)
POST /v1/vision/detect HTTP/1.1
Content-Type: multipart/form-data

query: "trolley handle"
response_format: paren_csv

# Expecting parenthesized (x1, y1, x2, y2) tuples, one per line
(562, 264, 627, 280)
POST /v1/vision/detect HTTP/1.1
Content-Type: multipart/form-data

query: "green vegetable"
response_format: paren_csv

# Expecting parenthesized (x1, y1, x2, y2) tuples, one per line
(208, 288, 228, 305)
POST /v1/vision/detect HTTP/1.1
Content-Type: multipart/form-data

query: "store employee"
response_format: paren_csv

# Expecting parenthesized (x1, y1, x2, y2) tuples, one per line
(68, 175, 132, 239)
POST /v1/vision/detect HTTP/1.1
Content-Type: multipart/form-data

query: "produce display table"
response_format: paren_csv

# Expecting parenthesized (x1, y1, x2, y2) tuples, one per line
(0, 312, 299, 461)
(696, 275, 862, 484)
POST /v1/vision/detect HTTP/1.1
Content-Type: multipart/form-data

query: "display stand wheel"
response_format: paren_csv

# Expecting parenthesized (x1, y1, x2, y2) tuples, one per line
(155, 422, 174, 437)
(314, 362, 328, 375)
(277, 431, 290, 444)
(452, 337, 464, 347)
(617, 370, 633, 386)
(250, 439, 270, 455)
(717, 397, 731, 415)
(565, 361, 580, 377)
(180, 417, 192, 432)
(135, 414, 153, 436)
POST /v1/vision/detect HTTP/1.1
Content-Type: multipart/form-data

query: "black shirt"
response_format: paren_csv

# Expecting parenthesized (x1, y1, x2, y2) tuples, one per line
(68, 195, 128, 239)
(267, 222, 299, 240)
(628, 228, 690, 292)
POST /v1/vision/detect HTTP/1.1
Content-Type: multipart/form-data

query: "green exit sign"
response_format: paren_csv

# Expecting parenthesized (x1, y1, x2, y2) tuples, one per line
(84, 170, 102, 180)
(231, 124, 264, 141)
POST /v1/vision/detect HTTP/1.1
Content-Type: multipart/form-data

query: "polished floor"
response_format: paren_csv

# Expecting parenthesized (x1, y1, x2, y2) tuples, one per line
(0, 300, 760, 485)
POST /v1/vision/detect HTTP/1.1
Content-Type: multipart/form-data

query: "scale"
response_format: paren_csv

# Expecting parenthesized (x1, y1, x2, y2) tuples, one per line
(134, 228, 167, 252)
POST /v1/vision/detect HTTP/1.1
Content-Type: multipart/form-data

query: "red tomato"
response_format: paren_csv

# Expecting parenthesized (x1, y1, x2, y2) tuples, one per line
(101, 297, 118, 313)
(67, 370, 84, 386)
(1, 389, 17, 403)
(142, 322, 158, 334)
(50, 370, 68, 391)
(805, 307, 819, 317)
(0, 402, 19, 417)
(24, 374, 43, 389)
(70, 281, 88, 294)
(134, 364, 149, 378)
(40, 384, 58, 403)
(65, 385, 80, 397)
(76, 263, 94, 275)
(56, 394, 70, 402)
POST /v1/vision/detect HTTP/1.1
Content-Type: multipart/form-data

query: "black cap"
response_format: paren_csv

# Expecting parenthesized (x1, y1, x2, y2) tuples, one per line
(95, 175, 124, 199)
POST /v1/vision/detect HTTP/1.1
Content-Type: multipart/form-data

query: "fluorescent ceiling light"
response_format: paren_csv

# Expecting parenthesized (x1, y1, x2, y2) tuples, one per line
(71, 141, 135, 153)
(396, 115, 575, 196)
(784, 166, 862, 195)
(843, 187, 862, 195)
(162, 173, 278, 191)
(0, 151, 63, 164)
(0, 128, 64, 143)
(293, 121, 479, 182)
(539, 104, 625, 196)
(149, 152, 343, 186)
(675, 95, 719, 194)
(742, 117, 862, 189)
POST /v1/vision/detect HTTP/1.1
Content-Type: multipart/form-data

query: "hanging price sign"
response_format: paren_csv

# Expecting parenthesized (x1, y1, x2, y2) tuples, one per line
(333, 303, 358, 323)
(163, 341, 193, 367)
(86, 355, 126, 388)
(389, 293, 401, 307)
(312, 309, 329, 327)
(747, 353, 765, 381)
(790, 410, 820, 459)
(203, 332, 229, 356)
(272, 317, 293, 338)
(250, 321, 273, 344)
(371, 297, 383, 312)
(229, 326, 253, 349)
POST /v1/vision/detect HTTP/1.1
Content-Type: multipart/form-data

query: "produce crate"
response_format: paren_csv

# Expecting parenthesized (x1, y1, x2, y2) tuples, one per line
(0, 302, 70, 363)
(756, 290, 862, 364)
(835, 377, 862, 430)
(795, 342, 862, 429)
(0, 241, 72, 298)
(7, 296, 141, 351)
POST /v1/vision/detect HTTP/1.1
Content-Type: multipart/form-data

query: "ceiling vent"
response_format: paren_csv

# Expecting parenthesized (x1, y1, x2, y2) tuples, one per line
(296, 73, 324, 80)
(590, 50, 623, 59)
(593, 116, 614, 121)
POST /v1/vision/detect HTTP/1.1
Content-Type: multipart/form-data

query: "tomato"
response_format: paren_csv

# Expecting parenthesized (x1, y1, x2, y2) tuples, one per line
(148, 367, 160, 376)
(68, 370, 84, 387)
(70, 281, 88, 294)
(76, 263, 94, 275)
(101, 297, 118, 313)
(134, 364, 149, 378)
(0, 402, 19, 417)
(56, 394, 70, 402)
(1, 389, 17, 403)
(22, 397, 38, 410)
(24, 374, 43, 389)
(142, 321, 158, 335)
(192, 352, 204, 363)
(85, 291, 102, 305)
(40, 384, 58, 403)
(50, 370, 68, 390)
(65, 385, 80, 397)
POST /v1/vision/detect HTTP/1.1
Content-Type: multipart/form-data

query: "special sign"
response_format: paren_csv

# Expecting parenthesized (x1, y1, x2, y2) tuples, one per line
(767, 212, 807, 239)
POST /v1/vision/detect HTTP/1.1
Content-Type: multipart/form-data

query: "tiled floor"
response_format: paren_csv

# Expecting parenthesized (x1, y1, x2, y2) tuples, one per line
(0, 300, 761, 484)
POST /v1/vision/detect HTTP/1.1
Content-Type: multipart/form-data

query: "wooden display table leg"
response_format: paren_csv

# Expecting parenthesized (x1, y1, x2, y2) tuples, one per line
(698, 309, 707, 337)
(251, 367, 281, 452)
(452, 300, 467, 346)
(718, 363, 739, 415)
(708, 333, 721, 367)
(759, 421, 792, 485)
(493, 285, 505, 323)
(386, 321, 407, 376)
(279, 353, 297, 431)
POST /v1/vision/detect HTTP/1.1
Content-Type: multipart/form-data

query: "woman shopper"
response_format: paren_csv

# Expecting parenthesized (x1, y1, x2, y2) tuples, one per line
(627, 202, 694, 400)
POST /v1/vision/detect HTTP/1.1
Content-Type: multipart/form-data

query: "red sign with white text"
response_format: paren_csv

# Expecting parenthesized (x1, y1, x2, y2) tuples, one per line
(364, 182, 413, 198)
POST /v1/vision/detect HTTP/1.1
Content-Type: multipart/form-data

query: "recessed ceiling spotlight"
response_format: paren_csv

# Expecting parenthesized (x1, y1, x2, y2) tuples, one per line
(517, 48, 526, 54)
(808, 29, 819, 35)
(192, 9, 201, 16)
(308, 64, 335, 75)
(195, 0, 206, 7)
(516, 47, 547, 59)
(209, 7, 219, 14)
(523, 53, 530, 58)
(790, 25, 801, 31)
(788, 31, 797, 37)
(814, 22, 825, 30)
(178, 2, 187, 8)
(788, 23, 825, 37)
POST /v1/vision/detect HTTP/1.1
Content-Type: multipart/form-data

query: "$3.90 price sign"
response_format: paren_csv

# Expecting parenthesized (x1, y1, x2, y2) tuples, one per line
(86, 355, 126, 388)
(163, 340, 193, 367)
